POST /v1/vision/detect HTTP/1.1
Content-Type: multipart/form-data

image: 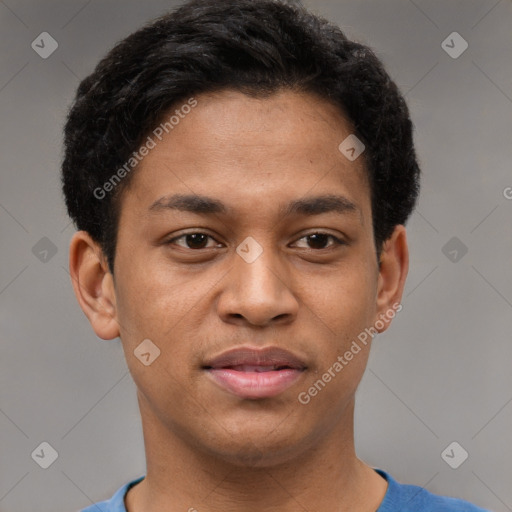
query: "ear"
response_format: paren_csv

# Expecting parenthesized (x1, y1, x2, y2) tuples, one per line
(68, 231, 120, 340)
(374, 225, 409, 333)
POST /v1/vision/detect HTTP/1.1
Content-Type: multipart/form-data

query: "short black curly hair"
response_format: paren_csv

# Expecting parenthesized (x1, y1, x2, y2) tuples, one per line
(62, 0, 420, 274)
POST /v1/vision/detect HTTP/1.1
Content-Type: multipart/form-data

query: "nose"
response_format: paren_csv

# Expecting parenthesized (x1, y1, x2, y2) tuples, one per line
(217, 244, 299, 328)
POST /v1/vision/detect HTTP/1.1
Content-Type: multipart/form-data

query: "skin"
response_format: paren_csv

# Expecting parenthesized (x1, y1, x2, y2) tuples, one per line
(69, 89, 409, 511)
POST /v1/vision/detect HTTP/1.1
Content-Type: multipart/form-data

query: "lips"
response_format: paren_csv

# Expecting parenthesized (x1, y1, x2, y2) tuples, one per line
(203, 347, 307, 400)
(204, 347, 306, 371)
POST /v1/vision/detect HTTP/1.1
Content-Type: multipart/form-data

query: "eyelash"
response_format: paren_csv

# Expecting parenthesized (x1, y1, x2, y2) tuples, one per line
(167, 231, 346, 251)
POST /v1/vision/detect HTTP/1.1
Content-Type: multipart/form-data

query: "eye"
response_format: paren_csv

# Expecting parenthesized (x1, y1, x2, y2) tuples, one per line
(293, 232, 346, 250)
(168, 232, 222, 250)
(166, 231, 345, 251)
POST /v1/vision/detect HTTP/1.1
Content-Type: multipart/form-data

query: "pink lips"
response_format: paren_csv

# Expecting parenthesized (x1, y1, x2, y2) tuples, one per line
(203, 347, 307, 400)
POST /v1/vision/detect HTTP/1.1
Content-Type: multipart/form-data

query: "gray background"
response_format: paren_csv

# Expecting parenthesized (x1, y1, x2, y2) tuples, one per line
(0, 0, 511, 511)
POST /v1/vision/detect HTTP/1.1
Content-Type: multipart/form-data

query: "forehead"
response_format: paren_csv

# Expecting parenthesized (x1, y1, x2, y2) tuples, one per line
(122, 88, 370, 221)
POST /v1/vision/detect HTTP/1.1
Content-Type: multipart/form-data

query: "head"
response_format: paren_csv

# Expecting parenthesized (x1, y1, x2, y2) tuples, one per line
(63, 0, 419, 467)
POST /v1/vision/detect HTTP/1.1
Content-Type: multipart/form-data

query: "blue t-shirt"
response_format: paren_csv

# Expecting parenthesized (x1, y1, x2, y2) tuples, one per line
(81, 469, 491, 511)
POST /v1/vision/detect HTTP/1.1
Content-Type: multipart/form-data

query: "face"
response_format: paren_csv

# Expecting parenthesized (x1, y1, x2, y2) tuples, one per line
(72, 89, 407, 467)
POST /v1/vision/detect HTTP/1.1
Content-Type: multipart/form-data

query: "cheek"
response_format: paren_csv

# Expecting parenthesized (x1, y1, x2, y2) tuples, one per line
(114, 259, 199, 339)
(113, 263, 209, 386)
(307, 262, 377, 334)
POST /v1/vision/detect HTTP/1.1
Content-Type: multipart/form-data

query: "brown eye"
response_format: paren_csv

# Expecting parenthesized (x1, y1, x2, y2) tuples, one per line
(294, 233, 345, 250)
(170, 233, 220, 250)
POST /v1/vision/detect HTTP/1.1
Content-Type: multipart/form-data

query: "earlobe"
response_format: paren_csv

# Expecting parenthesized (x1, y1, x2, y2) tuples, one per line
(374, 225, 409, 333)
(68, 231, 120, 340)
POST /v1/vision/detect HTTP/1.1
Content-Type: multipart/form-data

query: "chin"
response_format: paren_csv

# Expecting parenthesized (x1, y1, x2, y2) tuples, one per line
(209, 441, 302, 469)
(197, 420, 314, 469)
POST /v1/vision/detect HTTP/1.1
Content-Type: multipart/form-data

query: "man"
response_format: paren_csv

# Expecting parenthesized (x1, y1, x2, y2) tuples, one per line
(62, 0, 490, 510)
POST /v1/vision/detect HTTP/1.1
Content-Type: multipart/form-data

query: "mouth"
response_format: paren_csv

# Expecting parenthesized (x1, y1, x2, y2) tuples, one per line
(203, 347, 307, 400)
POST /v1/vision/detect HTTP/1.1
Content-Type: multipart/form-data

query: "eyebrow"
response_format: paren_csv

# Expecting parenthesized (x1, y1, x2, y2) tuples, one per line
(148, 193, 360, 220)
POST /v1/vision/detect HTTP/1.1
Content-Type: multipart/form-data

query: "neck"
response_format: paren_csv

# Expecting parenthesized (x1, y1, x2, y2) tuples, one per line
(125, 392, 387, 512)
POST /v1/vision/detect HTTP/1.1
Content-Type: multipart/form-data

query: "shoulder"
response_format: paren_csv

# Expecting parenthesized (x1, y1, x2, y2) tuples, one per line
(79, 476, 145, 512)
(376, 469, 492, 512)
